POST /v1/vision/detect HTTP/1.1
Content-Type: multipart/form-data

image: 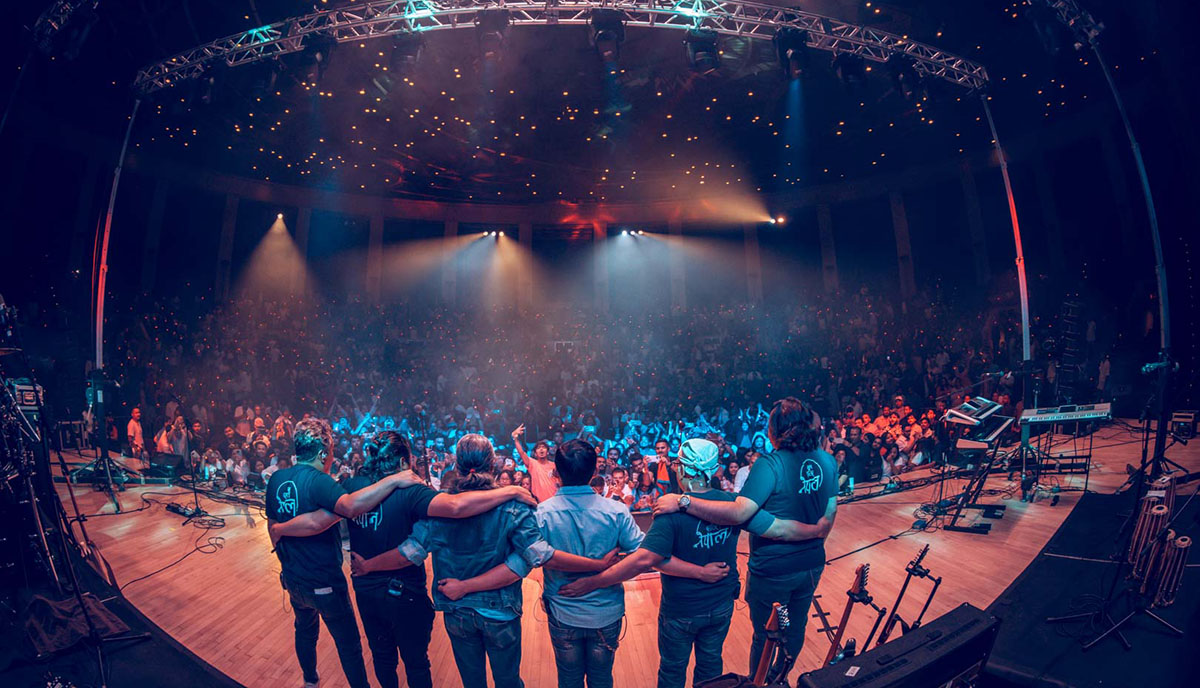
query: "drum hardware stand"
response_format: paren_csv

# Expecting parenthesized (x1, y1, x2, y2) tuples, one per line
(2, 324, 150, 686)
(1116, 392, 1187, 499)
(874, 545, 943, 647)
(2, 385, 61, 593)
(1046, 485, 1194, 650)
(1005, 364, 1052, 484)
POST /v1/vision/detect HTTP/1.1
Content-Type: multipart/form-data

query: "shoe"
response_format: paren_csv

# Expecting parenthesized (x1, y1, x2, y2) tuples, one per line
(303, 681, 319, 688)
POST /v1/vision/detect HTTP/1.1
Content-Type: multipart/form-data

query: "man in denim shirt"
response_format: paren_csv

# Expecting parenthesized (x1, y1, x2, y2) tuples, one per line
(536, 439, 728, 688)
(351, 434, 615, 688)
(560, 438, 805, 688)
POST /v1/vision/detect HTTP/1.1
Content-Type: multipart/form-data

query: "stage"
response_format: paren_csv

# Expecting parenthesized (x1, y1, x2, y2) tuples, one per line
(51, 424, 1198, 687)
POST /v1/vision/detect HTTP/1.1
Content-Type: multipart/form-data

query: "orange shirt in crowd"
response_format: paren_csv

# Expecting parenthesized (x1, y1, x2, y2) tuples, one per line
(525, 456, 558, 503)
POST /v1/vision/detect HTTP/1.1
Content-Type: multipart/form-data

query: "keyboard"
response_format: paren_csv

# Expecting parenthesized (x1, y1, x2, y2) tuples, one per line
(1020, 403, 1112, 425)
(945, 397, 1002, 426)
(956, 415, 1014, 451)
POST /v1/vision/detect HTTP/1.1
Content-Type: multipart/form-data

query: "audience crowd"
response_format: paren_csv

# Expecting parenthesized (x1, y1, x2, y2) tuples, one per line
(111, 286, 1072, 505)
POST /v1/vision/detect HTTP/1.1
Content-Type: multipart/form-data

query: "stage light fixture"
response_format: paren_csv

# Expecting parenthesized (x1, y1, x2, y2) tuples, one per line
(249, 59, 281, 99)
(768, 219, 777, 225)
(477, 10, 511, 61)
(622, 230, 629, 235)
(498, 231, 505, 237)
(392, 32, 425, 71)
(195, 70, 217, 106)
(832, 51, 867, 85)
(684, 28, 720, 75)
(773, 27, 809, 80)
(590, 9, 626, 64)
(776, 216, 786, 224)
(885, 53, 925, 101)
(637, 230, 644, 235)
(277, 213, 284, 219)
(299, 35, 337, 86)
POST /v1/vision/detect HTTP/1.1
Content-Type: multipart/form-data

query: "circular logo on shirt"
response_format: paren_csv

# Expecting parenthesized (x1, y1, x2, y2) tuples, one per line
(276, 480, 298, 517)
(798, 459, 823, 495)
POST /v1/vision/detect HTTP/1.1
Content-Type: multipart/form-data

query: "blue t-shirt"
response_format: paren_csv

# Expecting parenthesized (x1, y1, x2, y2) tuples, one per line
(739, 449, 838, 576)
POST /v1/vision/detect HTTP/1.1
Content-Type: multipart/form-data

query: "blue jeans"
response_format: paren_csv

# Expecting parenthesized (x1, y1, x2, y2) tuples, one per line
(442, 607, 524, 688)
(746, 565, 823, 678)
(286, 582, 370, 688)
(657, 601, 734, 688)
(547, 613, 622, 688)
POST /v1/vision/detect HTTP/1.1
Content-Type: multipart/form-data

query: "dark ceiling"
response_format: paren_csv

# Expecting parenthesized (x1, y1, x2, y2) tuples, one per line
(1, 1, 1184, 204)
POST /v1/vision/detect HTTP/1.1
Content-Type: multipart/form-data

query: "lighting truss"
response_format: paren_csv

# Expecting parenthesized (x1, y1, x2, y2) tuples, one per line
(1034, 0, 1103, 47)
(133, 0, 988, 94)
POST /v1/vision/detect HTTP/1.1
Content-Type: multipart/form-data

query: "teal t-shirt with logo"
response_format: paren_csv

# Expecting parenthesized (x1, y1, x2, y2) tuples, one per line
(739, 449, 838, 577)
(640, 490, 742, 616)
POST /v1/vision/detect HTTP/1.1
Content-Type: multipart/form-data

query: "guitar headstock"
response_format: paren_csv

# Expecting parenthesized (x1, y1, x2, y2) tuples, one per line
(911, 544, 930, 567)
(763, 602, 792, 632)
(850, 563, 870, 594)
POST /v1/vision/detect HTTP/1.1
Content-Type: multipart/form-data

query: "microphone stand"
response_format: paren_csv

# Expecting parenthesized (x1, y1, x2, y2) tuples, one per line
(181, 409, 209, 525)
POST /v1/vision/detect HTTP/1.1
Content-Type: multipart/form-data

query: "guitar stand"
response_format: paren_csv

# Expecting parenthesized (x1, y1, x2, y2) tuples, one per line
(873, 554, 943, 648)
(813, 587, 887, 665)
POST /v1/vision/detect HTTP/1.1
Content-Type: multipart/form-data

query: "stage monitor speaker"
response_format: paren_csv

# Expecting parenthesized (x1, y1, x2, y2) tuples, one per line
(798, 603, 999, 688)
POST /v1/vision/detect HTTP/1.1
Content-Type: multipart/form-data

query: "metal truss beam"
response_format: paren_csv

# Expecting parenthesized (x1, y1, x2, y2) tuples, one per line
(1036, 0, 1103, 47)
(133, 0, 988, 94)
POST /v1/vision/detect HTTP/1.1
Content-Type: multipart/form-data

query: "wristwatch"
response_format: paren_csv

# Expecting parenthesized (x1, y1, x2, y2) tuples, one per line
(678, 494, 691, 513)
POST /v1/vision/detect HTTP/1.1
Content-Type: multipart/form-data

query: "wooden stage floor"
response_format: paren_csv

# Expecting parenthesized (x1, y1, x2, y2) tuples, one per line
(55, 423, 1198, 687)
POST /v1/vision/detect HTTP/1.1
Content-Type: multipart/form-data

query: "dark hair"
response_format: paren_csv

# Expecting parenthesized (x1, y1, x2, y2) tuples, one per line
(293, 418, 332, 464)
(654, 438, 670, 448)
(589, 476, 606, 490)
(611, 466, 627, 480)
(768, 397, 821, 452)
(555, 439, 597, 487)
(534, 440, 550, 453)
(361, 430, 412, 481)
(453, 434, 496, 492)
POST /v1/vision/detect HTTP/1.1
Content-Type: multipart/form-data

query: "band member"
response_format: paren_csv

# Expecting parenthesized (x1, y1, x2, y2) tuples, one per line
(656, 399, 838, 678)
(562, 438, 794, 688)
(350, 434, 616, 688)
(270, 430, 539, 688)
(266, 419, 427, 688)
(534, 439, 646, 688)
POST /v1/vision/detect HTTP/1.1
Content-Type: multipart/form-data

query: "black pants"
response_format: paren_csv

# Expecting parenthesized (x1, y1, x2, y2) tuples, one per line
(287, 581, 370, 688)
(354, 580, 435, 688)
